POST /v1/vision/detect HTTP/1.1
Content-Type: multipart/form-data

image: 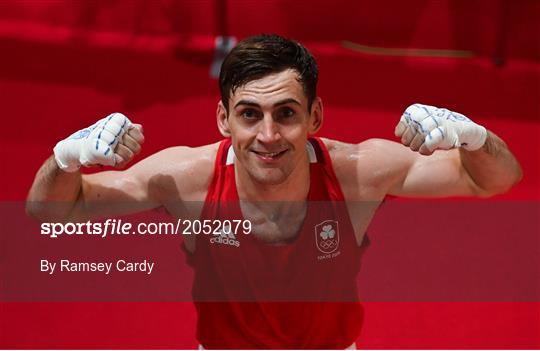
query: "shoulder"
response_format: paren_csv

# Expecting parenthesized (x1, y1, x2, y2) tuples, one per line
(321, 137, 405, 156)
(320, 137, 416, 200)
(321, 137, 406, 172)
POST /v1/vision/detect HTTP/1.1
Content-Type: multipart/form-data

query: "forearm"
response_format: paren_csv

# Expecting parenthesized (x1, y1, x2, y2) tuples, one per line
(460, 131, 523, 196)
(26, 155, 83, 221)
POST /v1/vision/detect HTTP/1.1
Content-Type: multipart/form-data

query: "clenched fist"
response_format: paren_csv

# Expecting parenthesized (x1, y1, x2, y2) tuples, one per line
(395, 103, 487, 155)
(53, 113, 144, 172)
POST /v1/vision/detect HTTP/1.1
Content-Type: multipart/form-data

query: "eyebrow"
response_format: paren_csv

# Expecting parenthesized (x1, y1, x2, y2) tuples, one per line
(234, 98, 301, 109)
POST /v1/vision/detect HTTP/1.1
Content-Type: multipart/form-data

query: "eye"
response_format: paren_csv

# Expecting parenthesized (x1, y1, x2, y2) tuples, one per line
(278, 107, 295, 119)
(241, 108, 260, 120)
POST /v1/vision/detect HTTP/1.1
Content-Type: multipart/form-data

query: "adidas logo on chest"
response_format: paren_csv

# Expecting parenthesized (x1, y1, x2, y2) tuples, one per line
(209, 225, 240, 247)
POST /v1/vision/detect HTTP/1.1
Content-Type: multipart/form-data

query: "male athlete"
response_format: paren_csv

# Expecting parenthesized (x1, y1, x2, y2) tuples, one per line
(27, 34, 522, 349)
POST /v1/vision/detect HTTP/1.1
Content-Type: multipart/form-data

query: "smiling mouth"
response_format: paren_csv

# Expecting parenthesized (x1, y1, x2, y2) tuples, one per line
(251, 149, 288, 161)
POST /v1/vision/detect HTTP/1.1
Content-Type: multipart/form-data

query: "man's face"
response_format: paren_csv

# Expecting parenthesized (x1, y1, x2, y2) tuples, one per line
(218, 69, 322, 186)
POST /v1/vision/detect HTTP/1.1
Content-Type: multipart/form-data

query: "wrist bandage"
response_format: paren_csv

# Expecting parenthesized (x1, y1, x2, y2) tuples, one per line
(53, 113, 131, 172)
(401, 103, 487, 151)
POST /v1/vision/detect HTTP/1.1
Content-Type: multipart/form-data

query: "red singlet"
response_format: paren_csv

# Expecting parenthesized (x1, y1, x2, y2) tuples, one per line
(185, 137, 366, 349)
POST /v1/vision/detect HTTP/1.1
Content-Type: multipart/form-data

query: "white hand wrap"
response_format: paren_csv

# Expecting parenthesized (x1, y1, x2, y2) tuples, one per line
(399, 103, 487, 152)
(53, 113, 132, 172)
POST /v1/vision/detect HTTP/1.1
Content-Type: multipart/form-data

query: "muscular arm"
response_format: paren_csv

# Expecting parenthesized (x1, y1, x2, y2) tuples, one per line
(26, 152, 162, 222)
(384, 130, 522, 197)
(26, 145, 217, 222)
(386, 103, 522, 197)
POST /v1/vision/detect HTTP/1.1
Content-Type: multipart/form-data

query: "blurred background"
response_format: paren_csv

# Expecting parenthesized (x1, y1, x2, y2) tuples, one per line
(0, 0, 538, 348)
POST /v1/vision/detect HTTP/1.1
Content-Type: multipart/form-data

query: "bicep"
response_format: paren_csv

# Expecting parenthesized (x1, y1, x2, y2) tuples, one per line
(73, 146, 213, 220)
(74, 150, 179, 219)
(72, 170, 157, 221)
(356, 139, 477, 198)
(388, 146, 479, 197)
(81, 169, 149, 202)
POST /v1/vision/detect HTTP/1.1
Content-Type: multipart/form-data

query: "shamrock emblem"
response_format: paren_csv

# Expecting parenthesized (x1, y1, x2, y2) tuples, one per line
(320, 224, 335, 240)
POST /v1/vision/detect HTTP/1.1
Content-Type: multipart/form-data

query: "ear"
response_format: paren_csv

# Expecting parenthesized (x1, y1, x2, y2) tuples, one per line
(216, 101, 231, 137)
(308, 97, 323, 134)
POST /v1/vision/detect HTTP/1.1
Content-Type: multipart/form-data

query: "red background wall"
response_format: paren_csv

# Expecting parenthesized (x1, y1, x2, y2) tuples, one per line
(0, 0, 538, 348)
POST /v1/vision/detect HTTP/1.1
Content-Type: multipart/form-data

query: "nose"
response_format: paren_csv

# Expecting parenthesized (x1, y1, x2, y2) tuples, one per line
(256, 114, 281, 144)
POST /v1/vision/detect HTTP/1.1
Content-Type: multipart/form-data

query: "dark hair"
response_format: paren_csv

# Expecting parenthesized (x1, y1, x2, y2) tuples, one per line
(219, 34, 318, 113)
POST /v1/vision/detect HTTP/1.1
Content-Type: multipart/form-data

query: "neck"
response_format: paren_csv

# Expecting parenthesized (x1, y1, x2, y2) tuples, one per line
(235, 154, 311, 202)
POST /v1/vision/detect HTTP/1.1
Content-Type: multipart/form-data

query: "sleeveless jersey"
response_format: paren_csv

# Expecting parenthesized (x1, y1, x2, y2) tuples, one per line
(185, 137, 366, 349)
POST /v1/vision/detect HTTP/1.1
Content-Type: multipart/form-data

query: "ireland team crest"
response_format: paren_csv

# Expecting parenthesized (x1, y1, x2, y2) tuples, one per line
(314, 220, 340, 253)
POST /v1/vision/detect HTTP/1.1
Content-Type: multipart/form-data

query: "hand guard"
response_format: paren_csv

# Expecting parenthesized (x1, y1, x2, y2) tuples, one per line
(53, 113, 132, 172)
(395, 103, 487, 154)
